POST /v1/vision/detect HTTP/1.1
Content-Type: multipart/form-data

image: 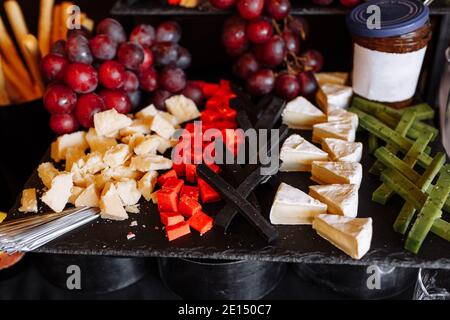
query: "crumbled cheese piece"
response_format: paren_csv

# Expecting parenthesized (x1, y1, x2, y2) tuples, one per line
(37, 162, 60, 189)
(19, 188, 38, 213)
(165, 95, 201, 123)
(150, 113, 175, 139)
(103, 144, 130, 168)
(53, 131, 88, 161)
(68, 186, 84, 205)
(133, 135, 160, 155)
(85, 128, 117, 154)
(99, 182, 128, 221)
(138, 171, 158, 201)
(41, 172, 73, 212)
(65, 147, 85, 171)
(94, 109, 133, 138)
(115, 180, 141, 206)
(74, 184, 99, 208)
(135, 104, 158, 119)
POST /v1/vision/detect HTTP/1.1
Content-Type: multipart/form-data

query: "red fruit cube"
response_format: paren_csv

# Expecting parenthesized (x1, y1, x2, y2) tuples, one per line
(188, 211, 213, 235)
(202, 83, 220, 98)
(197, 178, 221, 203)
(172, 162, 185, 177)
(162, 178, 184, 194)
(166, 221, 190, 241)
(206, 95, 226, 110)
(178, 194, 202, 217)
(201, 110, 220, 123)
(180, 185, 199, 201)
(157, 189, 178, 212)
(157, 170, 177, 186)
(160, 212, 185, 226)
(185, 163, 196, 183)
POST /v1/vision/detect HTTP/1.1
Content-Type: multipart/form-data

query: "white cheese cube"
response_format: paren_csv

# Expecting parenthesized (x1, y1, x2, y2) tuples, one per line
(99, 182, 128, 221)
(41, 172, 73, 212)
(37, 162, 60, 189)
(159, 111, 179, 126)
(119, 118, 152, 137)
(165, 95, 201, 124)
(138, 171, 158, 201)
(94, 109, 133, 138)
(54, 131, 88, 161)
(103, 144, 130, 168)
(74, 183, 99, 208)
(150, 113, 176, 139)
(134, 135, 160, 155)
(135, 104, 158, 119)
(309, 184, 359, 217)
(115, 180, 141, 206)
(312, 214, 372, 260)
(130, 154, 172, 172)
(270, 182, 327, 225)
(19, 188, 38, 213)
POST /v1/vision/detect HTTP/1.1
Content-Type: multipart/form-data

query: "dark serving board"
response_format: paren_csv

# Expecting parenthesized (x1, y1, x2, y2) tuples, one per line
(7, 126, 450, 269)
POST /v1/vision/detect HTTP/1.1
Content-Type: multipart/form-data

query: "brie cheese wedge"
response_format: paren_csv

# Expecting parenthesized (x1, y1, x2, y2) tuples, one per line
(321, 138, 363, 162)
(322, 83, 353, 110)
(309, 184, 359, 217)
(270, 182, 327, 225)
(19, 188, 38, 213)
(312, 120, 356, 143)
(327, 108, 359, 127)
(280, 134, 328, 171)
(312, 214, 372, 260)
(282, 96, 327, 130)
(311, 161, 362, 186)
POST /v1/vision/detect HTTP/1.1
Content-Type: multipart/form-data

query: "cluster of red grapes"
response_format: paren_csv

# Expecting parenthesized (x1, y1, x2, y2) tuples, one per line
(312, 0, 360, 7)
(209, 0, 324, 101)
(41, 18, 201, 135)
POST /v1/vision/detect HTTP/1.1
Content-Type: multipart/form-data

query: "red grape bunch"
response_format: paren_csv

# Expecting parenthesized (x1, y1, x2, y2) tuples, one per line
(41, 18, 200, 135)
(210, 0, 324, 101)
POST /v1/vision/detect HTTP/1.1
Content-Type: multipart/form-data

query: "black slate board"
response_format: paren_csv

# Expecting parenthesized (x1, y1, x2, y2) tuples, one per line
(8, 128, 450, 269)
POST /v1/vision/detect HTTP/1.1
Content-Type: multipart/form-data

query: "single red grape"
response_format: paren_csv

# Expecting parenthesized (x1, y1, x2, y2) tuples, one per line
(50, 113, 79, 134)
(233, 52, 259, 79)
(50, 40, 67, 57)
(302, 49, 324, 72)
(253, 35, 286, 67)
(152, 42, 179, 66)
(127, 90, 141, 110)
(44, 84, 77, 114)
(281, 30, 300, 54)
(41, 54, 69, 83)
(222, 18, 248, 57)
(246, 69, 275, 95)
(209, 0, 236, 9)
(66, 34, 93, 64)
(75, 93, 104, 128)
(64, 63, 98, 94)
(89, 34, 117, 60)
(98, 60, 126, 89)
(288, 17, 309, 40)
(123, 71, 139, 92)
(181, 82, 204, 106)
(117, 42, 145, 70)
(99, 89, 132, 114)
(96, 18, 127, 44)
(67, 27, 91, 39)
(175, 46, 191, 69)
(151, 89, 172, 110)
(265, 0, 291, 20)
(246, 18, 273, 44)
(137, 48, 154, 73)
(130, 24, 156, 48)
(340, 0, 360, 7)
(297, 71, 318, 100)
(237, 0, 264, 20)
(275, 73, 300, 100)
(156, 21, 182, 43)
(160, 66, 186, 93)
(139, 67, 159, 92)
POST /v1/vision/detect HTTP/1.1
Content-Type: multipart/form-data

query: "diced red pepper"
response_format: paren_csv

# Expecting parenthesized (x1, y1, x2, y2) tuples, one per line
(157, 189, 178, 212)
(215, 120, 238, 130)
(219, 79, 231, 90)
(184, 123, 195, 133)
(207, 163, 220, 173)
(185, 163, 196, 183)
(197, 178, 221, 203)
(162, 178, 184, 194)
(201, 109, 221, 123)
(167, 0, 181, 5)
(206, 95, 228, 110)
(160, 212, 185, 226)
(172, 162, 185, 177)
(166, 221, 190, 241)
(180, 185, 199, 201)
(188, 211, 214, 235)
(157, 170, 177, 186)
(178, 194, 202, 217)
(202, 83, 220, 98)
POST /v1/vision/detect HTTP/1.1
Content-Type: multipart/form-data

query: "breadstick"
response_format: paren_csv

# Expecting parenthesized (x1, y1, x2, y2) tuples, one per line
(0, 16, 32, 86)
(5, 78, 23, 103)
(61, 2, 74, 40)
(52, 4, 61, 43)
(22, 35, 45, 95)
(4, 1, 29, 45)
(81, 16, 94, 32)
(0, 57, 10, 105)
(38, 0, 55, 56)
(0, 55, 34, 101)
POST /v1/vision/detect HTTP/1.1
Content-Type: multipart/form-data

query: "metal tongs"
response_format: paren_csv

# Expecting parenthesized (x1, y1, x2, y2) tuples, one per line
(0, 207, 99, 254)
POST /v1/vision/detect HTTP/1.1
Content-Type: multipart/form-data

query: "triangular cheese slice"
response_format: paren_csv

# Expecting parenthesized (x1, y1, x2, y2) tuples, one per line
(311, 161, 362, 186)
(280, 134, 328, 171)
(327, 108, 358, 127)
(322, 84, 353, 110)
(75, 183, 99, 208)
(312, 120, 356, 143)
(321, 138, 363, 162)
(270, 182, 327, 225)
(312, 214, 372, 259)
(282, 96, 327, 130)
(309, 184, 358, 217)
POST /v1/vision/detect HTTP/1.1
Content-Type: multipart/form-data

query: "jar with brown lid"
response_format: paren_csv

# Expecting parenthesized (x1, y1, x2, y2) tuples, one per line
(347, 0, 432, 108)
